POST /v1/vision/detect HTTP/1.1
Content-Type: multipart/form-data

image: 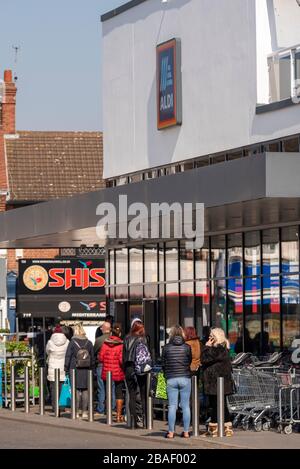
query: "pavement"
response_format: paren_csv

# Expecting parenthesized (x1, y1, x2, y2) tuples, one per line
(0, 407, 300, 449)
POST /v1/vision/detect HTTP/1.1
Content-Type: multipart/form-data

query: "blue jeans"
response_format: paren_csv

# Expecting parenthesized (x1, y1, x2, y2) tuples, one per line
(167, 377, 191, 433)
(96, 365, 116, 412)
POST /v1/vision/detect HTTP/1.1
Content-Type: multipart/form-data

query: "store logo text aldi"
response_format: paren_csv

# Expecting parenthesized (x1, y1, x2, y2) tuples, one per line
(157, 38, 182, 130)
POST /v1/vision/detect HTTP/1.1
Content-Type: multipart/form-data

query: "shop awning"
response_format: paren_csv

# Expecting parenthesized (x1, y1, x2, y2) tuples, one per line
(1, 152, 300, 248)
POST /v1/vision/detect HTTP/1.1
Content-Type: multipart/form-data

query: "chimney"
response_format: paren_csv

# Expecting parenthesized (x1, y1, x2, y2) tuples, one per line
(0, 69, 17, 134)
(0, 69, 17, 197)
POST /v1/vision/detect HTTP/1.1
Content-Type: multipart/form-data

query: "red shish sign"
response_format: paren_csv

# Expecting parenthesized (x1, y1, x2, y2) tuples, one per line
(157, 38, 182, 130)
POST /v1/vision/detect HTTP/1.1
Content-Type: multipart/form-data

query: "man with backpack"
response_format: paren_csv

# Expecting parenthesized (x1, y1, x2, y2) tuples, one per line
(64, 323, 94, 419)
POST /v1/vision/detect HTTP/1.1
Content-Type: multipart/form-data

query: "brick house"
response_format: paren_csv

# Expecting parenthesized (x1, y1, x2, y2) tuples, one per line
(0, 69, 104, 330)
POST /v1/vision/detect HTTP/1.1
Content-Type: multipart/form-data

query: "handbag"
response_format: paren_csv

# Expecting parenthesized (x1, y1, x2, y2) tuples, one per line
(155, 371, 168, 400)
(59, 376, 71, 408)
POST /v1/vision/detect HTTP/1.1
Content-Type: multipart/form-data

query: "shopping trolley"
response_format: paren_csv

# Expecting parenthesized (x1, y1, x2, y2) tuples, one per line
(228, 368, 279, 431)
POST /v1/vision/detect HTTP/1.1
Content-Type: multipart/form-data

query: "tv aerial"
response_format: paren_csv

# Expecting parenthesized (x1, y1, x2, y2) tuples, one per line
(12, 45, 20, 81)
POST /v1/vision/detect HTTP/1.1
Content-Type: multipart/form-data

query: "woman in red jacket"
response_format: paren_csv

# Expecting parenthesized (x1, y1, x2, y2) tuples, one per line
(99, 323, 125, 422)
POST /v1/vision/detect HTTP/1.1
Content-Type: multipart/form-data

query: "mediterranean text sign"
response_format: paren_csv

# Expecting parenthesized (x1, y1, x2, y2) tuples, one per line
(157, 38, 182, 130)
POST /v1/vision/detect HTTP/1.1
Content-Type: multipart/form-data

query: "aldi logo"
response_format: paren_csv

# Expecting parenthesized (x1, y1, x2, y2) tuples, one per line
(157, 38, 182, 130)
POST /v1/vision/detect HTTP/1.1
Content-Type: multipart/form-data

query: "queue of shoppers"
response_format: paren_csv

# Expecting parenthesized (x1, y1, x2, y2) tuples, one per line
(45, 318, 234, 437)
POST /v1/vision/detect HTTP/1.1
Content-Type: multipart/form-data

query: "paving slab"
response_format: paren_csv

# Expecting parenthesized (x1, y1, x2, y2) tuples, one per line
(0, 408, 299, 449)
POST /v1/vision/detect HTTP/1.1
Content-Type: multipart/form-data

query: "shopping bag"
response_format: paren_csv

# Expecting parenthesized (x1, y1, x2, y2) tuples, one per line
(59, 376, 71, 408)
(155, 371, 168, 400)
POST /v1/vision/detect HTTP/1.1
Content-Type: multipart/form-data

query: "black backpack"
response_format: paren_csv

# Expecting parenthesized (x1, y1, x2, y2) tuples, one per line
(73, 339, 91, 368)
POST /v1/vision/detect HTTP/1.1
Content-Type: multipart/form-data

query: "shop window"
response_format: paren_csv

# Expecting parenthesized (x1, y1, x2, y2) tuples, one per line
(282, 137, 299, 153)
(159, 243, 165, 281)
(263, 229, 279, 275)
(115, 286, 128, 300)
(179, 162, 194, 172)
(282, 275, 300, 350)
(227, 150, 243, 161)
(109, 287, 115, 301)
(159, 284, 166, 354)
(244, 231, 261, 276)
(144, 284, 158, 299)
(195, 238, 209, 280)
(267, 141, 281, 152)
(281, 226, 299, 274)
(262, 275, 280, 352)
(144, 170, 158, 180)
(129, 285, 143, 300)
(129, 173, 143, 183)
(195, 281, 210, 337)
(179, 241, 194, 280)
(165, 242, 178, 282)
(115, 248, 128, 284)
(116, 176, 128, 186)
(166, 283, 179, 333)
(211, 279, 226, 330)
(165, 166, 176, 176)
(211, 235, 226, 279)
(245, 276, 261, 354)
(195, 157, 210, 168)
(227, 233, 242, 277)
(129, 247, 143, 284)
(210, 154, 226, 165)
(180, 282, 194, 328)
(228, 278, 243, 352)
(144, 244, 158, 283)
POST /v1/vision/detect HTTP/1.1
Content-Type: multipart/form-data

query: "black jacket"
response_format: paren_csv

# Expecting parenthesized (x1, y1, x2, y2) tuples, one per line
(64, 336, 95, 389)
(201, 345, 234, 395)
(161, 336, 192, 380)
(122, 335, 148, 367)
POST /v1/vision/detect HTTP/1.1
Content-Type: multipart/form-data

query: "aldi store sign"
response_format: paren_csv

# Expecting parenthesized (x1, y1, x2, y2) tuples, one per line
(157, 38, 182, 130)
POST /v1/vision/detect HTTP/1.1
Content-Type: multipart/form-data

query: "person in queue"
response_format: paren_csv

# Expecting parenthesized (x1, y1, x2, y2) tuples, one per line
(161, 325, 192, 439)
(46, 325, 69, 413)
(94, 321, 112, 415)
(184, 326, 201, 375)
(64, 323, 94, 419)
(122, 318, 150, 429)
(99, 323, 125, 422)
(201, 327, 234, 437)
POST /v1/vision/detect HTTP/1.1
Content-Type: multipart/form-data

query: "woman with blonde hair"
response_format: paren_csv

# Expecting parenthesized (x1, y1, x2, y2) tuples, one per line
(64, 323, 94, 419)
(201, 327, 234, 437)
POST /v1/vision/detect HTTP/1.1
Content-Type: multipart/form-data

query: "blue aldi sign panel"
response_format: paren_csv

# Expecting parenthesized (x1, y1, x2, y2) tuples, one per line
(157, 38, 182, 130)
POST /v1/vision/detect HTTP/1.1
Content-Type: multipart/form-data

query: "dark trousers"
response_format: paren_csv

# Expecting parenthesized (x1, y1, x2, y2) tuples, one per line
(125, 367, 147, 423)
(208, 395, 231, 423)
(114, 380, 124, 400)
(49, 381, 63, 412)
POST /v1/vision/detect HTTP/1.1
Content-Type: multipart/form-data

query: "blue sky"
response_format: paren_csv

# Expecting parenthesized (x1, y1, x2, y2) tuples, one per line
(0, 0, 128, 131)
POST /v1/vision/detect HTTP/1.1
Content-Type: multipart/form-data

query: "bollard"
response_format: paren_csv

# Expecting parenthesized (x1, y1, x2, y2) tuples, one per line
(125, 384, 131, 428)
(39, 367, 45, 416)
(54, 368, 60, 417)
(146, 373, 153, 430)
(71, 369, 76, 420)
(24, 366, 30, 413)
(88, 370, 94, 422)
(217, 377, 225, 437)
(106, 371, 112, 425)
(192, 375, 199, 437)
(10, 365, 16, 412)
